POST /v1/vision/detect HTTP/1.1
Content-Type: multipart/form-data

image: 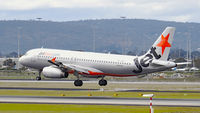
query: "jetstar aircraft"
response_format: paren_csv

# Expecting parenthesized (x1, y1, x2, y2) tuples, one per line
(19, 27, 181, 86)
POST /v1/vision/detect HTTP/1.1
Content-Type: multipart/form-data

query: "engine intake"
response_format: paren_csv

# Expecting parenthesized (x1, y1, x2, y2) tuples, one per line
(42, 66, 68, 78)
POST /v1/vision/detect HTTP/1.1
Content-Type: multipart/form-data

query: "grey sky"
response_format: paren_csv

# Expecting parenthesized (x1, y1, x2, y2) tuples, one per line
(0, 0, 200, 22)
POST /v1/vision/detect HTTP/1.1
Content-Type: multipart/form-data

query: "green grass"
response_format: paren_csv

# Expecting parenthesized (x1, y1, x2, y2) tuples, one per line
(0, 90, 200, 99)
(0, 103, 200, 113)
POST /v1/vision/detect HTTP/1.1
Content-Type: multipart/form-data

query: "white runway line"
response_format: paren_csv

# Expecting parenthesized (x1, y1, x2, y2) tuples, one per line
(0, 96, 200, 107)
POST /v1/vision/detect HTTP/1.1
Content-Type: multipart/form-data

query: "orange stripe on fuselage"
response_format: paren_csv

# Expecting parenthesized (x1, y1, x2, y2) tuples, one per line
(68, 70, 136, 77)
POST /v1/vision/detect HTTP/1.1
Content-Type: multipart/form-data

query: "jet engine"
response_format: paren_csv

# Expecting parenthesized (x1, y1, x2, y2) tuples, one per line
(42, 66, 68, 78)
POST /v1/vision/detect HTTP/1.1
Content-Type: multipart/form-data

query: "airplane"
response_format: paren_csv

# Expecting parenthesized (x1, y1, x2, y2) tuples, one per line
(190, 67, 199, 71)
(19, 27, 181, 86)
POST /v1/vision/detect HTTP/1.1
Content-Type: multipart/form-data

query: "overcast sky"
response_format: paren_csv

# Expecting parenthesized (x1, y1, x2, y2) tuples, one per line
(0, 0, 200, 23)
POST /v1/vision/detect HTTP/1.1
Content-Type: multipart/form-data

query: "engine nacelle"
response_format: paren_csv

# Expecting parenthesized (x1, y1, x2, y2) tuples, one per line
(42, 66, 68, 78)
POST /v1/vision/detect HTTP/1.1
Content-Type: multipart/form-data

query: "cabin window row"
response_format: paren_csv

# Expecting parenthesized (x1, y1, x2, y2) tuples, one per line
(38, 55, 131, 65)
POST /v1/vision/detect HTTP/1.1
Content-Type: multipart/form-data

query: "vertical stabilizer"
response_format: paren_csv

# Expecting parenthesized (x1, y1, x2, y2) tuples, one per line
(146, 27, 175, 61)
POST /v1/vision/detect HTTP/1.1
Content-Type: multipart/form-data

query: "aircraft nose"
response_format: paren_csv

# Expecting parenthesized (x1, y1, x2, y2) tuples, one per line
(19, 56, 26, 65)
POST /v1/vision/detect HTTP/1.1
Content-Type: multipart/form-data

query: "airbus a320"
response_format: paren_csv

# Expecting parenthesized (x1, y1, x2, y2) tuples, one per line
(19, 27, 182, 86)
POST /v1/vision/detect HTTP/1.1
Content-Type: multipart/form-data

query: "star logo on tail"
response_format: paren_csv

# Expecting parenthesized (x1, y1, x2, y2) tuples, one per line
(156, 33, 171, 55)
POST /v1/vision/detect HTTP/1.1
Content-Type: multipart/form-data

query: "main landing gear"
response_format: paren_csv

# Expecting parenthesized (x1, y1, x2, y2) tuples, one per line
(74, 79, 107, 87)
(73, 71, 83, 87)
(74, 78, 107, 87)
(98, 76, 107, 86)
(98, 79, 107, 86)
(73, 71, 107, 87)
(74, 79, 83, 86)
(36, 70, 42, 81)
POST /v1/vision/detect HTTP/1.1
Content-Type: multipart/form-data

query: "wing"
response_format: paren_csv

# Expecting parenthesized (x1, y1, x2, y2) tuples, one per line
(48, 57, 103, 75)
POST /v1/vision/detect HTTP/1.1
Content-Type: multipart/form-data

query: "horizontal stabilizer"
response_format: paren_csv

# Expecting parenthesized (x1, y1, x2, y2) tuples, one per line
(150, 60, 176, 67)
(176, 62, 191, 66)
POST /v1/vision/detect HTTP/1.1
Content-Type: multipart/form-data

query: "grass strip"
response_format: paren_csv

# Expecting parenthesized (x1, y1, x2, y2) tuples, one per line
(0, 103, 200, 113)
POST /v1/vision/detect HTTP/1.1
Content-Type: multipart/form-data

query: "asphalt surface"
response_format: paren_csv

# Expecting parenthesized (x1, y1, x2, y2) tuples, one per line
(1, 80, 200, 93)
(1, 87, 200, 93)
(0, 96, 200, 107)
(0, 87, 99, 91)
(1, 79, 200, 85)
(0, 80, 200, 107)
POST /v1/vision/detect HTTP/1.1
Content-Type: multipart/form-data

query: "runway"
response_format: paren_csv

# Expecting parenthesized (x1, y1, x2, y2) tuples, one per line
(0, 80, 200, 107)
(1, 79, 200, 85)
(0, 87, 99, 91)
(1, 87, 200, 93)
(1, 80, 200, 92)
(0, 96, 200, 107)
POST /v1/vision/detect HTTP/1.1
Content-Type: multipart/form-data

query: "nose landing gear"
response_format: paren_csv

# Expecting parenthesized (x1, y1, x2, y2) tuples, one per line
(36, 70, 42, 81)
(36, 76, 41, 80)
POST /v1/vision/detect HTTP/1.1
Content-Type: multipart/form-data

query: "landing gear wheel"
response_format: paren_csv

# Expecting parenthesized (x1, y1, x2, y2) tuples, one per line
(36, 76, 41, 81)
(74, 80, 83, 86)
(64, 72, 69, 78)
(36, 69, 42, 81)
(99, 79, 107, 86)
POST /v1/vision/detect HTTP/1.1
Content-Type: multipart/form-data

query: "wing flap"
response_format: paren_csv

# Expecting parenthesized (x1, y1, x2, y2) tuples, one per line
(64, 64, 103, 74)
(63, 64, 90, 74)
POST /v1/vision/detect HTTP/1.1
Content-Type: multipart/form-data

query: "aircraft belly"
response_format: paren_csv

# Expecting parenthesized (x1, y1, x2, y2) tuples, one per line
(75, 62, 133, 75)
(93, 64, 133, 75)
(33, 60, 50, 69)
(138, 66, 170, 74)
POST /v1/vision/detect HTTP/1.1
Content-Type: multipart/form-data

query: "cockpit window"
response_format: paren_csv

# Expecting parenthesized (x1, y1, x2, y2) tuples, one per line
(23, 49, 42, 56)
(24, 50, 34, 56)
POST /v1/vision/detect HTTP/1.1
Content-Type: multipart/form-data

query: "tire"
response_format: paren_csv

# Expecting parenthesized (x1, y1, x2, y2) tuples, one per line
(64, 72, 69, 78)
(99, 79, 107, 86)
(74, 80, 83, 86)
(36, 76, 41, 81)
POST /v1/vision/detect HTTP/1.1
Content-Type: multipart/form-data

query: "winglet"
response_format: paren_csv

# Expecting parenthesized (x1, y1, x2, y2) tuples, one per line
(51, 57, 56, 63)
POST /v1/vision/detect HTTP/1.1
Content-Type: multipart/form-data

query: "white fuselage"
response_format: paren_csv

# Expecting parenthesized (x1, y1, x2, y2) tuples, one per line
(20, 48, 137, 76)
(19, 48, 175, 77)
(18, 27, 177, 87)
